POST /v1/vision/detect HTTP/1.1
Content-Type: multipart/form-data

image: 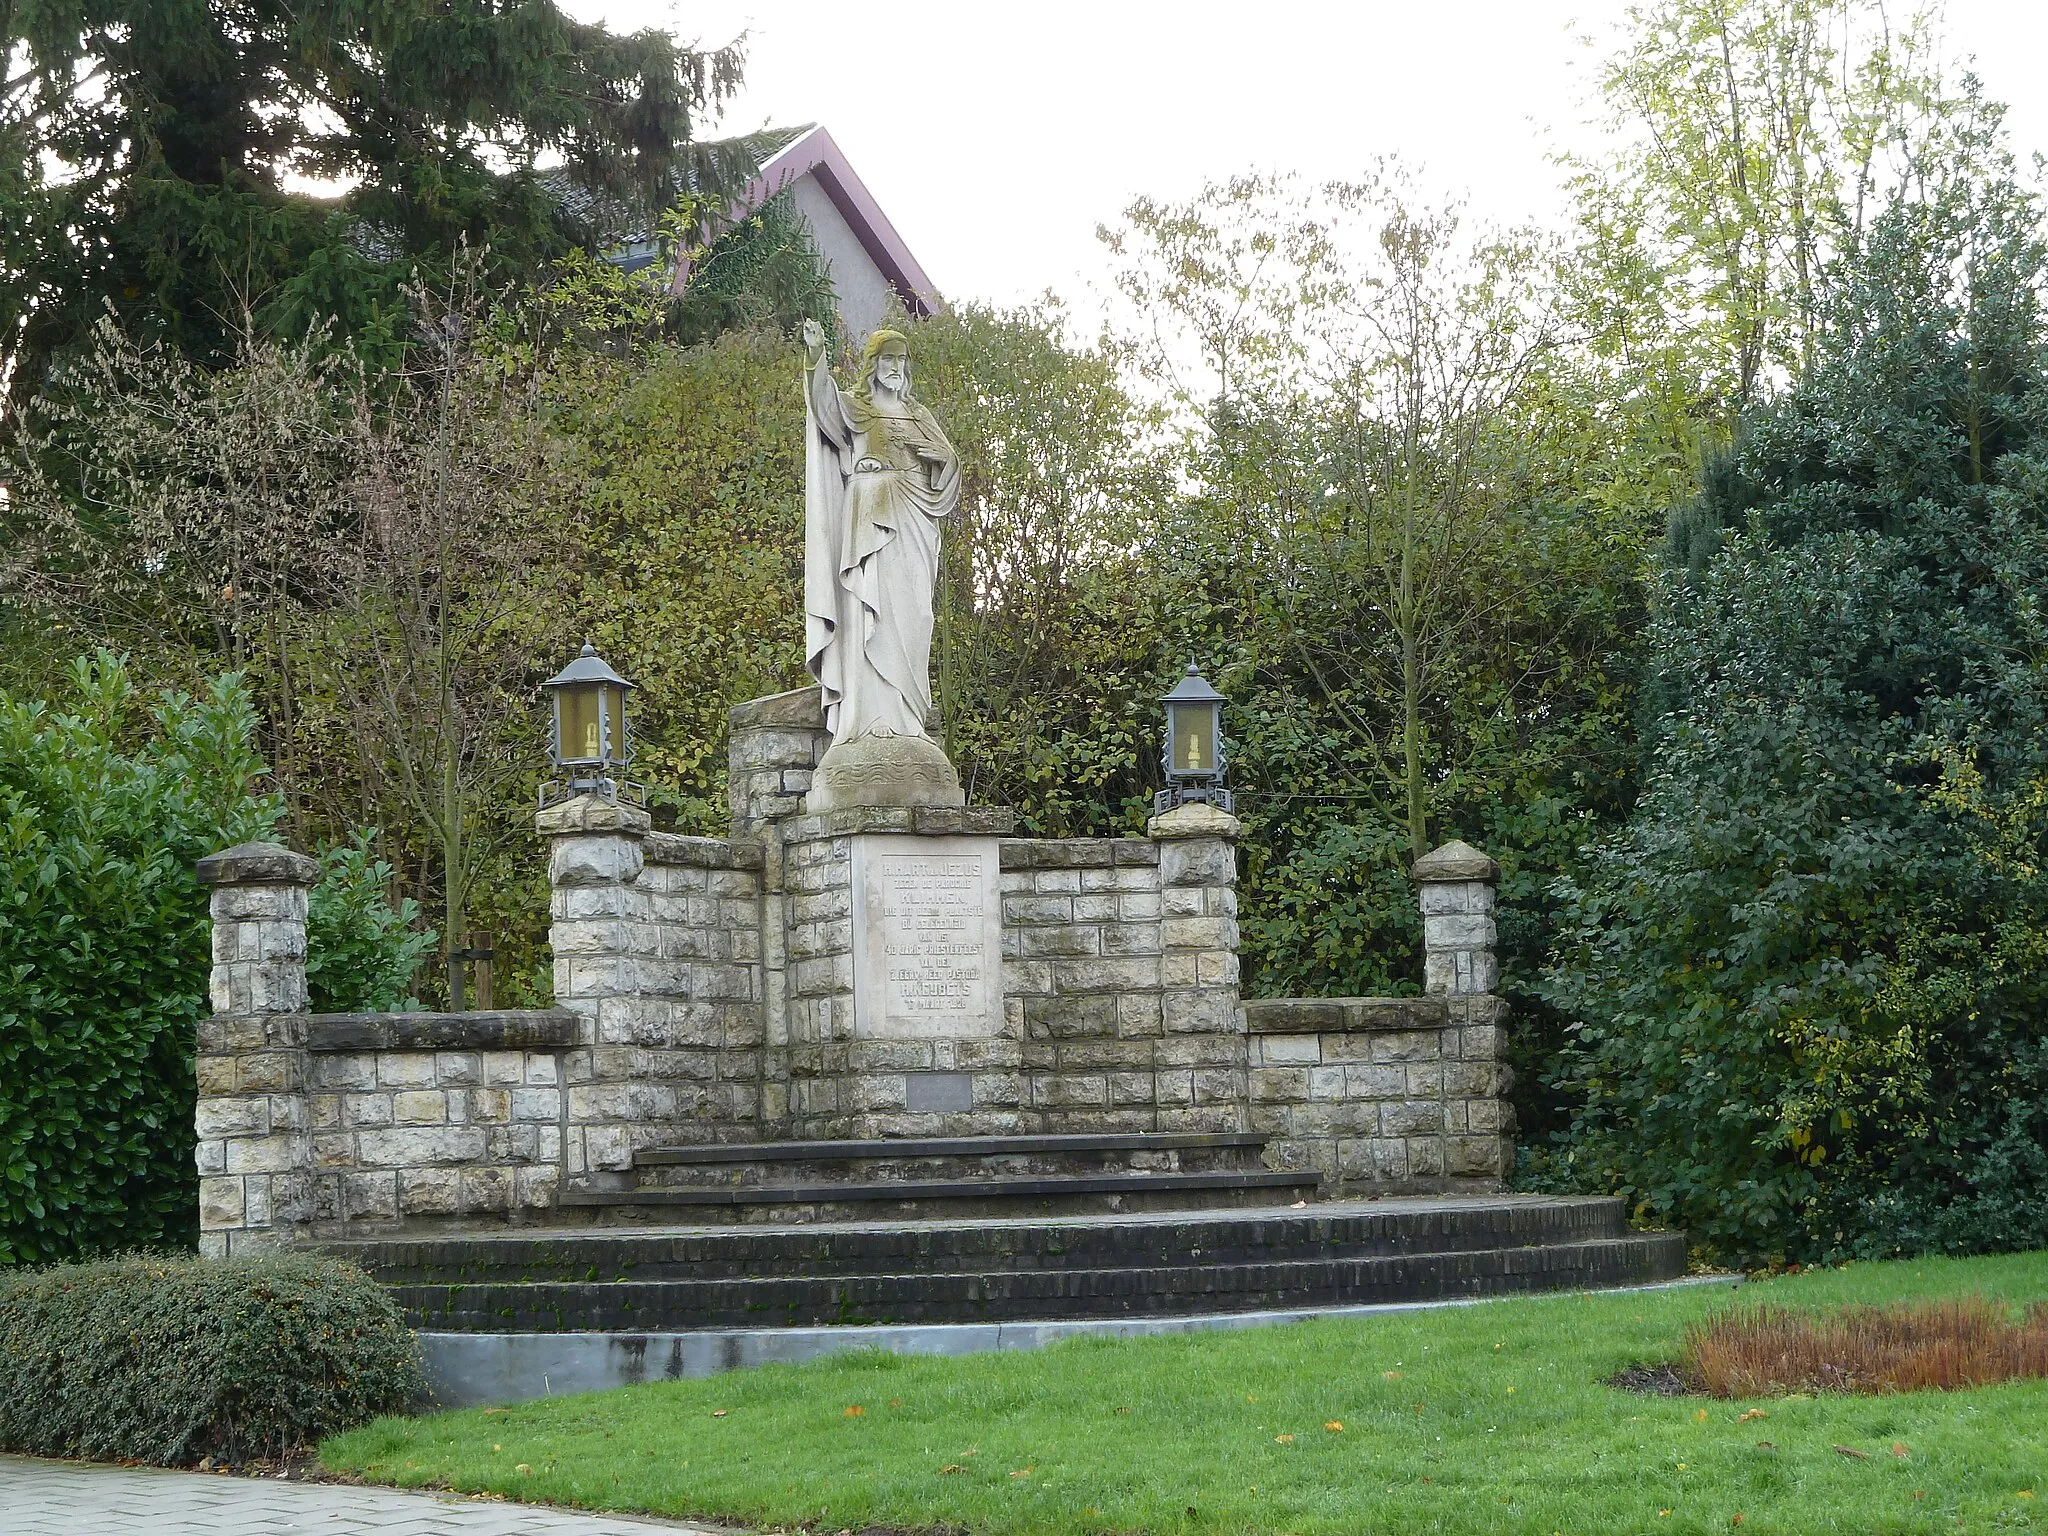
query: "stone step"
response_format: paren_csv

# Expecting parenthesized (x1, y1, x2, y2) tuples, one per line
(330, 1195, 1636, 1286)
(559, 1168, 1320, 1222)
(387, 1233, 1690, 1331)
(634, 1132, 1271, 1165)
(627, 1131, 1273, 1189)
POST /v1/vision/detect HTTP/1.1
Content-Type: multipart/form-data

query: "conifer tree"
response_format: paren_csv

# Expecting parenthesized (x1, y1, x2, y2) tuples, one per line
(0, 0, 757, 408)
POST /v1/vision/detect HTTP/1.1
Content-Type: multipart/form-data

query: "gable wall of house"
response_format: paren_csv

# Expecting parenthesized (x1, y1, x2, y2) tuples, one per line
(788, 173, 899, 343)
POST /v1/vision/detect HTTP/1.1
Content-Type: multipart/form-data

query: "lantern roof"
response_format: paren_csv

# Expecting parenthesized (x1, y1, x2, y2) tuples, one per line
(544, 642, 633, 692)
(1161, 664, 1226, 706)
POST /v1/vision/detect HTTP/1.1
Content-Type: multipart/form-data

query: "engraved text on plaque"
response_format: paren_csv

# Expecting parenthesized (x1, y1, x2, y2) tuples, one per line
(850, 835, 1003, 1040)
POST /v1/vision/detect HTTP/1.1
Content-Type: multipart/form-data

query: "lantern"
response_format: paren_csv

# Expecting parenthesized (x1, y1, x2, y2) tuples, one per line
(542, 643, 636, 802)
(1156, 664, 1232, 813)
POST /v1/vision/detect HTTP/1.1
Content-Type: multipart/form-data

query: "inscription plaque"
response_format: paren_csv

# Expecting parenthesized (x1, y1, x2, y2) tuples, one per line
(851, 835, 1003, 1040)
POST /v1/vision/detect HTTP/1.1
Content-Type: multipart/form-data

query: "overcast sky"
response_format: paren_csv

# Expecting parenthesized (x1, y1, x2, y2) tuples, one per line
(577, 2, 2048, 315)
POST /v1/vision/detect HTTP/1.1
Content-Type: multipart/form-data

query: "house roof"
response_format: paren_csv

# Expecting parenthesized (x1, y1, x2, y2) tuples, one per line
(737, 125, 938, 318)
(530, 125, 939, 320)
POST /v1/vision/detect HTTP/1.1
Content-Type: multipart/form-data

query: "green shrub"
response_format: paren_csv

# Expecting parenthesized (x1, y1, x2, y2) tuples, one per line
(0, 1251, 426, 1464)
(1539, 174, 2048, 1265)
(306, 832, 438, 1011)
(0, 653, 278, 1265)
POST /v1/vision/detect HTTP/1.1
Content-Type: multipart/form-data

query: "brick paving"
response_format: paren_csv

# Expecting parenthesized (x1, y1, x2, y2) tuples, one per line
(0, 1454, 725, 1535)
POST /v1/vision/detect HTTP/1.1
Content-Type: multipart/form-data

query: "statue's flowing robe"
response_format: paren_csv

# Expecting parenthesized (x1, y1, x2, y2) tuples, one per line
(803, 352, 961, 744)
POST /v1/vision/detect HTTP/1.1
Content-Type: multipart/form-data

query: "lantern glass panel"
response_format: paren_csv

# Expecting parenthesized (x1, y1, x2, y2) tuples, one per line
(560, 684, 603, 763)
(1170, 700, 1216, 774)
(600, 683, 626, 759)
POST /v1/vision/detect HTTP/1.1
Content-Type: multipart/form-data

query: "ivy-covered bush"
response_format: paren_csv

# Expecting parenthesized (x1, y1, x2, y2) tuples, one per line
(0, 654, 278, 1264)
(0, 1251, 426, 1464)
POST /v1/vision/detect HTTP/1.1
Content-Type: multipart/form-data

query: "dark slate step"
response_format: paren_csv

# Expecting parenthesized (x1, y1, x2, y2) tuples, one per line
(331, 1196, 1634, 1286)
(560, 1168, 1319, 1219)
(389, 1233, 1690, 1332)
(634, 1132, 1270, 1166)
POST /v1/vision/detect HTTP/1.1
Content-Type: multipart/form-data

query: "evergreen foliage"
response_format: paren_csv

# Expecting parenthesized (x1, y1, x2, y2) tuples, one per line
(305, 834, 437, 1013)
(0, 653, 277, 1263)
(1541, 163, 2048, 1265)
(0, 653, 437, 1262)
(0, 0, 756, 405)
(674, 192, 839, 347)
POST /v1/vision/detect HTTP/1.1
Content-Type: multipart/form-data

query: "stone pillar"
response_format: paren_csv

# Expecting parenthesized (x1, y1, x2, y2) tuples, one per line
(1149, 802, 1249, 1131)
(728, 686, 832, 838)
(538, 793, 651, 1176)
(1413, 840, 1501, 996)
(194, 841, 317, 1257)
(728, 686, 833, 1117)
(1413, 839, 1512, 1186)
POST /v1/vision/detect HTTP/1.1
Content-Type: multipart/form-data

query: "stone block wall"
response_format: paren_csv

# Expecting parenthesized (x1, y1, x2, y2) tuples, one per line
(303, 1012, 578, 1227)
(728, 686, 830, 833)
(540, 794, 767, 1173)
(192, 837, 587, 1245)
(721, 689, 1250, 1140)
(195, 691, 1516, 1250)
(1245, 995, 1513, 1192)
(1001, 804, 1246, 1133)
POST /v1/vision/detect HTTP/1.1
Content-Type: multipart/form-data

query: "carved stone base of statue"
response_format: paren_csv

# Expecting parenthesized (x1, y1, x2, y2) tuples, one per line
(807, 732, 965, 814)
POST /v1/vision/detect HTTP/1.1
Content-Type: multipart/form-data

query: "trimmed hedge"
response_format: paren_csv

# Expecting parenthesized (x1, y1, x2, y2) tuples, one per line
(0, 654, 279, 1263)
(0, 1251, 427, 1464)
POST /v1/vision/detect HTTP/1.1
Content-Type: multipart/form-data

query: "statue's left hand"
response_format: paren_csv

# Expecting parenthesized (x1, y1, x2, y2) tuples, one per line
(801, 317, 826, 363)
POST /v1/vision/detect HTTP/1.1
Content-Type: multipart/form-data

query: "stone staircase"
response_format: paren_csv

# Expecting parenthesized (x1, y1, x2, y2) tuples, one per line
(552, 1130, 1315, 1223)
(326, 1182, 1687, 1334)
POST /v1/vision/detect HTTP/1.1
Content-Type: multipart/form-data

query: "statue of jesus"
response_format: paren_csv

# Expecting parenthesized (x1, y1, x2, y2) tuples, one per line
(800, 317, 966, 809)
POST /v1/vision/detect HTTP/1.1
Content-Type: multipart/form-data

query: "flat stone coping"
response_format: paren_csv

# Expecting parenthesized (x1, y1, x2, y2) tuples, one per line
(418, 1272, 1737, 1408)
(783, 804, 1018, 840)
(1243, 997, 1453, 1033)
(306, 1010, 581, 1052)
(642, 833, 762, 869)
(195, 841, 318, 886)
(998, 837, 1159, 868)
(728, 684, 824, 732)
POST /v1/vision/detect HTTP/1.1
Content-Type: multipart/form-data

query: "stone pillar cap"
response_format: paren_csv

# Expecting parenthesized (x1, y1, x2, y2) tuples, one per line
(728, 685, 825, 732)
(1147, 802, 1242, 840)
(1411, 839, 1500, 882)
(535, 794, 652, 837)
(195, 841, 318, 887)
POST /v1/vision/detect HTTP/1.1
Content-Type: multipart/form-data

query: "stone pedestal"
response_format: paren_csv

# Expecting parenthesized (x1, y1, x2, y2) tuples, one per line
(782, 804, 1022, 1138)
(809, 731, 964, 814)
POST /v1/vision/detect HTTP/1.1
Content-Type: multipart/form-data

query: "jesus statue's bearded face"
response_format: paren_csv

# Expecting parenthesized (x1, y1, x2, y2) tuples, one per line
(873, 348, 909, 395)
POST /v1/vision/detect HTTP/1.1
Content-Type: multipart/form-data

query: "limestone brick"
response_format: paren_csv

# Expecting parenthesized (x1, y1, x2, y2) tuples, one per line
(392, 1090, 447, 1125)
(397, 1167, 461, 1214)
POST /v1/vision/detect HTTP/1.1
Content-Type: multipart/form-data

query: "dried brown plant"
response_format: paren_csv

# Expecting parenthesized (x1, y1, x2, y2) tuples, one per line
(1686, 1297, 2048, 1397)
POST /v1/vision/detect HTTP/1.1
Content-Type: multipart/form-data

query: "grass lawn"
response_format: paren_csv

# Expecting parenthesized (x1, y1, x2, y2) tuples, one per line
(322, 1251, 2048, 1535)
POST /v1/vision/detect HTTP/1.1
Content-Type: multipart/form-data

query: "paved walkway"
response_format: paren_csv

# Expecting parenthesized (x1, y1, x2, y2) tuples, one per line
(0, 1455, 725, 1535)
